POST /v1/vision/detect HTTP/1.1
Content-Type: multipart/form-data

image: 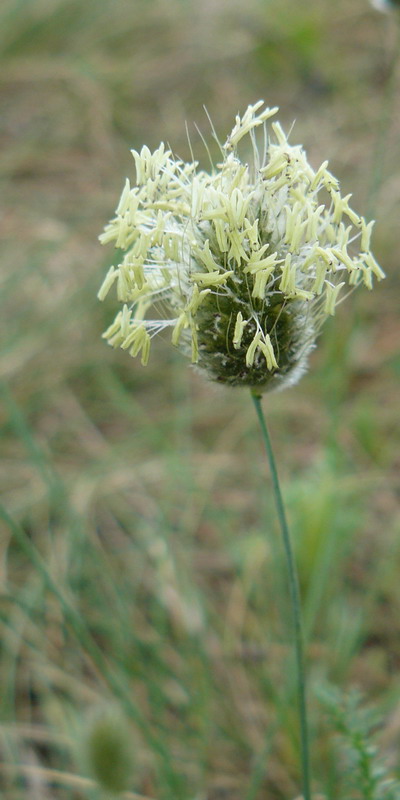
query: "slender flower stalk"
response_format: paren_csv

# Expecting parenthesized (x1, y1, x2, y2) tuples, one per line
(98, 102, 384, 797)
(252, 391, 311, 800)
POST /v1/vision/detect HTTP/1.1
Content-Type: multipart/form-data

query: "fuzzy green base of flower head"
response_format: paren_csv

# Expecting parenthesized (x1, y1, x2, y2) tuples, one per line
(98, 101, 384, 392)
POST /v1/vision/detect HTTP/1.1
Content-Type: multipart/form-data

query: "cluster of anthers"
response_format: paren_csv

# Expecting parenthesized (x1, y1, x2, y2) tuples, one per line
(98, 101, 384, 392)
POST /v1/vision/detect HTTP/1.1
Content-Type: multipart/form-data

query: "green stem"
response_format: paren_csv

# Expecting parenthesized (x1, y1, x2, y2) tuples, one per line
(251, 391, 311, 800)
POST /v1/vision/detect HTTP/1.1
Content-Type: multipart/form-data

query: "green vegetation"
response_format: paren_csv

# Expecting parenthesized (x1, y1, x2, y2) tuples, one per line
(1, 0, 399, 798)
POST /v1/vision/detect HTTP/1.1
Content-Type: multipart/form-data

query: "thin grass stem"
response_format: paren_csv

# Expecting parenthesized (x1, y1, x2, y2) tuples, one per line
(251, 390, 311, 800)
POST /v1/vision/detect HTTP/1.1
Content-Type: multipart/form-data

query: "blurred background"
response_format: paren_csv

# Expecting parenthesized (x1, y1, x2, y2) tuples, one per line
(1, 0, 400, 798)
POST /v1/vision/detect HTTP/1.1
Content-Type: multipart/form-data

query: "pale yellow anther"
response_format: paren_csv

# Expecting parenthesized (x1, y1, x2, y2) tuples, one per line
(233, 311, 248, 348)
(266, 173, 288, 193)
(336, 224, 352, 249)
(102, 312, 123, 342)
(97, 266, 118, 301)
(141, 332, 151, 366)
(126, 191, 141, 226)
(224, 103, 278, 150)
(128, 326, 147, 357)
(117, 269, 132, 302)
(164, 201, 192, 216)
(107, 331, 125, 348)
(187, 285, 211, 314)
(246, 330, 262, 367)
(244, 249, 277, 275)
(126, 259, 144, 290)
(228, 162, 249, 192)
(315, 246, 333, 266)
(115, 216, 131, 250)
(223, 188, 251, 228)
(310, 161, 329, 191)
(261, 150, 287, 180)
(191, 177, 205, 218)
(324, 282, 345, 315)
(121, 325, 142, 350)
(349, 269, 360, 286)
(361, 219, 375, 252)
(252, 267, 277, 299)
(325, 223, 337, 244)
(259, 334, 278, 370)
(99, 224, 118, 246)
(201, 200, 226, 223)
(292, 288, 314, 301)
(228, 228, 247, 265)
(331, 191, 352, 225)
(132, 142, 171, 185)
(279, 253, 296, 293)
(194, 240, 220, 272)
(362, 266, 373, 290)
(116, 179, 131, 216)
(289, 216, 308, 253)
(191, 270, 234, 287)
(172, 312, 189, 346)
(270, 122, 287, 146)
(329, 247, 356, 273)
(143, 230, 154, 256)
(151, 210, 167, 247)
(343, 204, 361, 227)
(365, 252, 385, 280)
(145, 178, 158, 203)
(306, 205, 325, 240)
(131, 147, 147, 185)
(244, 218, 259, 249)
(284, 202, 304, 247)
(321, 169, 339, 191)
(213, 219, 229, 253)
(120, 304, 132, 338)
(301, 248, 319, 271)
(312, 261, 327, 295)
(163, 232, 181, 261)
(190, 322, 199, 363)
(134, 298, 151, 322)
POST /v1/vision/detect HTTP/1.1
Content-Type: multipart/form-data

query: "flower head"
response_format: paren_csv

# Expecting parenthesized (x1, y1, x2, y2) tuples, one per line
(98, 101, 384, 392)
